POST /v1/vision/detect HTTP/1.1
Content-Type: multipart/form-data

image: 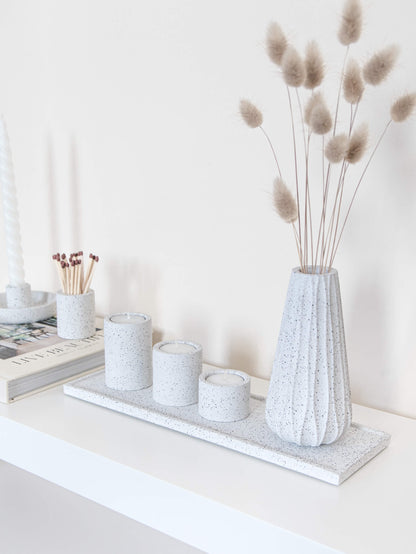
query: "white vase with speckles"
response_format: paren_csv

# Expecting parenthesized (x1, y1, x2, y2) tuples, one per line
(266, 267, 352, 447)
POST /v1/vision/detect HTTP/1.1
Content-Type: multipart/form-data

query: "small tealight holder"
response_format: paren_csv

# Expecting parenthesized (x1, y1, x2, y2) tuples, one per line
(56, 290, 95, 340)
(153, 340, 202, 406)
(105, 312, 152, 391)
(199, 369, 251, 422)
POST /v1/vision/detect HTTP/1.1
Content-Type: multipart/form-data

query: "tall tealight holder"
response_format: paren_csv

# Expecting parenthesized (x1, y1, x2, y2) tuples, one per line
(105, 312, 152, 391)
(153, 340, 202, 406)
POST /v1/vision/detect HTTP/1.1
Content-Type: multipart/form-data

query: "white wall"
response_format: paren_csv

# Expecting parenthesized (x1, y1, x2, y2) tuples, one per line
(0, 0, 415, 417)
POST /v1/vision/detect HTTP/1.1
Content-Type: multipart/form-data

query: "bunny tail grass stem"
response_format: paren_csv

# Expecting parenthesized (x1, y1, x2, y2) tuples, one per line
(331, 119, 392, 265)
(286, 85, 303, 265)
(328, 162, 349, 267)
(322, 161, 347, 271)
(296, 89, 313, 269)
(292, 223, 303, 270)
(333, 46, 350, 137)
(260, 126, 283, 178)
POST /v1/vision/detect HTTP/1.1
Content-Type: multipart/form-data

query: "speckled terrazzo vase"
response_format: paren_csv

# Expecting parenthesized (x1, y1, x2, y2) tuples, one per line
(105, 313, 152, 391)
(56, 290, 95, 340)
(266, 267, 351, 447)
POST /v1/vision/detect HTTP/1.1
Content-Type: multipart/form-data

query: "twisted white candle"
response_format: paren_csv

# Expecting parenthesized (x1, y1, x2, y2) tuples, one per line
(0, 116, 25, 286)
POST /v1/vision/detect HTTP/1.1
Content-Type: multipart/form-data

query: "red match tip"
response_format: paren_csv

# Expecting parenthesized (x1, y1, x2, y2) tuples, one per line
(52, 254, 56, 260)
(95, 256, 99, 262)
(89, 253, 93, 258)
(61, 261, 65, 268)
(62, 253, 66, 260)
(78, 251, 83, 256)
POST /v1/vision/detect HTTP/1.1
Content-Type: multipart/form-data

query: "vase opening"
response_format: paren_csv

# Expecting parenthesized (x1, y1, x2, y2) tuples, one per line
(295, 265, 337, 276)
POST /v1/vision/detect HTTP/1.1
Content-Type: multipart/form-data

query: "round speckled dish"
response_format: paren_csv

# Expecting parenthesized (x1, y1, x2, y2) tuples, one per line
(0, 290, 56, 324)
(104, 312, 152, 391)
(199, 369, 250, 422)
(153, 340, 202, 406)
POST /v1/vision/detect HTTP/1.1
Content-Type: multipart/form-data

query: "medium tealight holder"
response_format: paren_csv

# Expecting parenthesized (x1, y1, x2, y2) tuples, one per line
(199, 369, 251, 422)
(56, 290, 95, 339)
(153, 340, 202, 406)
(105, 312, 152, 391)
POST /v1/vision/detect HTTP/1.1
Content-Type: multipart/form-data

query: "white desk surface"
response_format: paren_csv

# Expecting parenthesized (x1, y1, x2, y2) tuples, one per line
(0, 365, 414, 554)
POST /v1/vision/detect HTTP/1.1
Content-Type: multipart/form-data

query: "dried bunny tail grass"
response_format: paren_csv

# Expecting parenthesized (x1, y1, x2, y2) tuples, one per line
(363, 45, 399, 86)
(304, 91, 323, 126)
(343, 59, 364, 103)
(266, 22, 287, 66)
(281, 45, 306, 87)
(325, 134, 349, 163)
(273, 178, 298, 223)
(338, 0, 363, 46)
(309, 98, 332, 135)
(346, 123, 368, 163)
(239, 99, 263, 128)
(304, 40, 325, 89)
(391, 93, 416, 122)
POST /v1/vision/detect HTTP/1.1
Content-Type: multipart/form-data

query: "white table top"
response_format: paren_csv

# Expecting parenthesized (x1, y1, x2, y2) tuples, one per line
(0, 365, 414, 554)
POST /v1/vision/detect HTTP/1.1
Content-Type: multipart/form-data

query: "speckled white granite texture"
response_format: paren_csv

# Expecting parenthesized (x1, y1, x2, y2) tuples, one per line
(5, 283, 32, 308)
(0, 290, 56, 324)
(64, 370, 390, 485)
(105, 313, 152, 391)
(198, 370, 250, 422)
(266, 267, 352, 447)
(153, 341, 202, 406)
(57, 290, 95, 340)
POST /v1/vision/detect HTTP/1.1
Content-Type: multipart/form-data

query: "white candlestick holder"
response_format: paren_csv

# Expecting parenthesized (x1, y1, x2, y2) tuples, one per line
(0, 283, 56, 324)
(199, 369, 251, 422)
(56, 290, 95, 340)
(105, 312, 152, 391)
(153, 340, 202, 406)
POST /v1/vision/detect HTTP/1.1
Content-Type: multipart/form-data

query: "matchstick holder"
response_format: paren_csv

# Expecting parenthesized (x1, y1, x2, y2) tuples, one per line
(56, 290, 95, 340)
(153, 341, 202, 406)
(104, 313, 152, 391)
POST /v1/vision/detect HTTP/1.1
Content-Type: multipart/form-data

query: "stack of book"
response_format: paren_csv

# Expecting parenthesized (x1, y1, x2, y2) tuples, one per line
(0, 317, 104, 403)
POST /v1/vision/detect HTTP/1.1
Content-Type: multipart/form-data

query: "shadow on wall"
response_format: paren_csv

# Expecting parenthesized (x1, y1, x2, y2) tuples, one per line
(105, 257, 163, 344)
(347, 275, 391, 409)
(46, 135, 83, 251)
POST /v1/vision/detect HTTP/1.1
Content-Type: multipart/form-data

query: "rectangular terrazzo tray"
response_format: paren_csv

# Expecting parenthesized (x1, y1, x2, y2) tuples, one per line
(64, 370, 390, 485)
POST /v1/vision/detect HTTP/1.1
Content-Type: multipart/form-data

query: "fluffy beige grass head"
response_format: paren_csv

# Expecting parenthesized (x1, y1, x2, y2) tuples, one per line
(304, 41, 325, 89)
(338, 0, 363, 46)
(273, 178, 298, 223)
(309, 98, 332, 135)
(391, 93, 416, 122)
(325, 134, 349, 163)
(346, 124, 368, 163)
(343, 59, 364, 103)
(239, 99, 263, 128)
(363, 45, 399, 86)
(281, 46, 306, 87)
(266, 22, 288, 66)
(304, 91, 323, 126)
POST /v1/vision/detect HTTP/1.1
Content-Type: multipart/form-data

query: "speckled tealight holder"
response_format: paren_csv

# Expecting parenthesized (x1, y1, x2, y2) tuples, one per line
(199, 370, 250, 422)
(64, 369, 391, 485)
(105, 312, 152, 391)
(153, 341, 202, 406)
(56, 290, 95, 340)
